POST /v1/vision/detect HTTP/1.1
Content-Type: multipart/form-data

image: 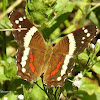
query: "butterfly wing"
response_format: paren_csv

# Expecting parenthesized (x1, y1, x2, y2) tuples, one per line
(9, 11, 46, 81)
(53, 25, 98, 56)
(43, 25, 98, 87)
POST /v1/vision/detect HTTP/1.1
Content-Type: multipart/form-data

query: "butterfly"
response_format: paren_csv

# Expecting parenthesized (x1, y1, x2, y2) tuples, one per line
(9, 11, 98, 87)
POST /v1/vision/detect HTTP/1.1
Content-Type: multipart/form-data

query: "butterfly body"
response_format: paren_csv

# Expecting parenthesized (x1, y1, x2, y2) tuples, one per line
(9, 11, 98, 87)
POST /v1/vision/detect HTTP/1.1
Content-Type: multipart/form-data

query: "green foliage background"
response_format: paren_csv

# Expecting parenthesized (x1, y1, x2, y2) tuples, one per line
(0, 0, 100, 100)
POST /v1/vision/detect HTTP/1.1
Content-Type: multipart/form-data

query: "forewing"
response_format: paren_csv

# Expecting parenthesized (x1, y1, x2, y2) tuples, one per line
(53, 25, 98, 55)
(9, 11, 46, 81)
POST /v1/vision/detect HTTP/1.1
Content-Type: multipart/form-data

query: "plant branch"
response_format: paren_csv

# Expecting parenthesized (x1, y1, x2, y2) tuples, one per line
(0, 0, 23, 19)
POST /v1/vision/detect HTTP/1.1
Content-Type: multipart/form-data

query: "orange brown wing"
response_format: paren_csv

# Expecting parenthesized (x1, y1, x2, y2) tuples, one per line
(43, 25, 97, 87)
(9, 11, 46, 81)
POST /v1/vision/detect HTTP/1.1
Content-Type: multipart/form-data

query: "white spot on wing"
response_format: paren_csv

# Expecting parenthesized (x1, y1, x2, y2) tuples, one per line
(19, 17, 23, 21)
(18, 25, 21, 28)
(18, 75, 21, 78)
(87, 33, 90, 37)
(9, 11, 13, 18)
(57, 77, 61, 81)
(57, 85, 61, 87)
(71, 68, 73, 71)
(51, 85, 54, 87)
(82, 27, 85, 30)
(24, 79, 27, 81)
(68, 73, 71, 76)
(81, 41, 84, 44)
(84, 29, 88, 33)
(21, 61, 26, 67)
(67, 33, 76, 55)
(15, 20, 19, 24)
(82, 37, 85, 40)
(22, 68, 26, 73)
(96, 26, 98, 34)
(23, 16, 26, 19)
(61, 70, 65, 76)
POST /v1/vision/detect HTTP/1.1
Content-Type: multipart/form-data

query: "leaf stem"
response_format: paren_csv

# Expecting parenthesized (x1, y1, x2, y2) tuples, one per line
(34, 82, 52, 100)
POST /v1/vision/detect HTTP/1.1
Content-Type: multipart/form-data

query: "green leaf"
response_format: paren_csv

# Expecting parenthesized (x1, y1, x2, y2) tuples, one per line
(2, 92, 17, 100)
(43, 12, 70, 39)
(55, 0, 75, 13)
(43, 0, 56, 7)
(76, 90, 100, 100)
(25, 0, 47, 24)
(30, 11, 46, 23)
(0, 60, 9, 80)
(23, 78, 47, 100)
(89, 11, 99, 28)
(79, 77, 100, 95)
(0, 75, 9, 80)
(0, 17, 11, 29)
(78, 51, 89, 62)
(25, 0, 75, 38)
(8, 79, 30, 92)
(92, 62, 100, 74)
(1, 57, 17, 79)
(64, 79, 73, 93)
(50, 27, 60, 40)
(27, 0, 46, 11)
(30, 78, 47, 100)
(63, 24, 76, 34)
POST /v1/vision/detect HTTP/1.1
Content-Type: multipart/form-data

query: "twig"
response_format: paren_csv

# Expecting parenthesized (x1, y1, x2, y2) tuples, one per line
(0, 28, 27, 31)
(0, 0, 23, 19)
(67, 1, 100, 6)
